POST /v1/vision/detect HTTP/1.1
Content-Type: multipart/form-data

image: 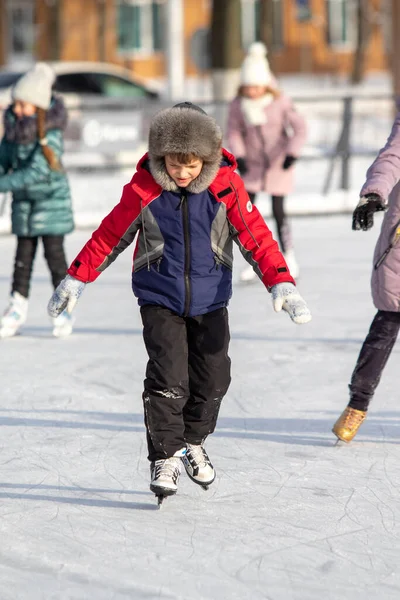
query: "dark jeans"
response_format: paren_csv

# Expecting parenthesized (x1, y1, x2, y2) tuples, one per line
(348, 310, 400, 411)
(140, 305, 231, 461)
(12, 235, 68, 298)
(248, 192, 292, 253)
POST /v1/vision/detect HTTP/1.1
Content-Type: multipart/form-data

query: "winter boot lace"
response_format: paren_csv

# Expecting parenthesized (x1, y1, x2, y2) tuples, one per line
(0, 291, 28, 338)
(332, 407, 367, 442)
(182, 443, 215, 486)
(150, 456, 182, 496)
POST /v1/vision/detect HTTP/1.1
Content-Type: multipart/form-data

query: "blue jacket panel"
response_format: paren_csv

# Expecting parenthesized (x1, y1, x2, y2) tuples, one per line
(131, 188, 232, 317)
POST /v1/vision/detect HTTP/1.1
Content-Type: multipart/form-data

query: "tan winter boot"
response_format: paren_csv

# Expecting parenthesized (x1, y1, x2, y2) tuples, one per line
(332, 407, 366, 442)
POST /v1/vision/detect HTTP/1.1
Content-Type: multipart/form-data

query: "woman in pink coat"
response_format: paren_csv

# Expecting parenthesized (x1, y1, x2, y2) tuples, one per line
(333, 112, 400, 443)
(227, 42, 307, 281)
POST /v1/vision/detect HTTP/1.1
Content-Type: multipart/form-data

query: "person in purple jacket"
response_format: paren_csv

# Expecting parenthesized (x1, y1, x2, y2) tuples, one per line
(333, 113, 400, 442)
(227, 42, 307, 282)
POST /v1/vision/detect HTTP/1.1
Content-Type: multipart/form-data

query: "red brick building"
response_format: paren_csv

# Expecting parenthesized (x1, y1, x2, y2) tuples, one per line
(0, 0, 389, 80)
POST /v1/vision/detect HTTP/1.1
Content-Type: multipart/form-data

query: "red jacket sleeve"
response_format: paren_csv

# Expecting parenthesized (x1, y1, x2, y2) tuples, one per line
(224, 173, 295, 289)
(67, 182, 142, 282)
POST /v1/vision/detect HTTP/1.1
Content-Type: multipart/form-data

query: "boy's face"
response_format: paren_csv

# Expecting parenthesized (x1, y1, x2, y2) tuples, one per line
(165, 155, 204, 188)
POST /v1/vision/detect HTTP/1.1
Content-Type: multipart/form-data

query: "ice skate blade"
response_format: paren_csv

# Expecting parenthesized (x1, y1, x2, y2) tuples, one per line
(333, 436, 348, 446)
(185, 471, 216, 488)
(157, 495, 166, 508)
(150, 484, 177, 497)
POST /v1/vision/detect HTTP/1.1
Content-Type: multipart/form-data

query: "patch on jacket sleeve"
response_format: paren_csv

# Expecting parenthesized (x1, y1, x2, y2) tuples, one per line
(246, 200, 253, 213)
(217, 187, 232, 199)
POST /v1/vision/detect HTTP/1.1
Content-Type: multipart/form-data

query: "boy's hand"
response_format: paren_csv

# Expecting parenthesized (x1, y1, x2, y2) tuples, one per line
(271, 282, 312, 324)
(352, 194, 386, 231)
(48, 275, 86, 317)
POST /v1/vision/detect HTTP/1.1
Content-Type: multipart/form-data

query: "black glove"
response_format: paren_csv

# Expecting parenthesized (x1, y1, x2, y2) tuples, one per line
(236, 157, 248, 176)
(282, 155, 297, 170)
(352, 193, 387, 231)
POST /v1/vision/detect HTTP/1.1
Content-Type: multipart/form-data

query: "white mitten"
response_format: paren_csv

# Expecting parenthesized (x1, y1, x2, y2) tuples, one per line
(47, 275, 86, 318)
(271, 282, 312, 324)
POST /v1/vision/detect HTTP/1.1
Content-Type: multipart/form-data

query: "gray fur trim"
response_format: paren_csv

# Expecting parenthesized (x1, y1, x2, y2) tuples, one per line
(149, 155, 221, 193)
(3, 95, 68, 144)
(148, 106, 222, 193)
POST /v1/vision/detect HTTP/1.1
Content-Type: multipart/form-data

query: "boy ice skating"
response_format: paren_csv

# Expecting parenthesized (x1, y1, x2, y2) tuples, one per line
(47, 103, 311, 503)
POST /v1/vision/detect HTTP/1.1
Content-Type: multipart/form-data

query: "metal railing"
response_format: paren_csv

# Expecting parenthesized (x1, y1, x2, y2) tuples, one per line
(0, 92, 396, 195)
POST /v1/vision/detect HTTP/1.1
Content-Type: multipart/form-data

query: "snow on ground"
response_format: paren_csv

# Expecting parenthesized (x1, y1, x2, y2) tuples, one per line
(1, 214, 400, 600)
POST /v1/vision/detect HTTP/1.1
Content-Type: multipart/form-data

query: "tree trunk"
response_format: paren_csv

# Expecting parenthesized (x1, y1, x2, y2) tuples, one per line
(259, 0, 275, 69)
(98, 0, 107, 63)
(210, 0, 243, 101)
(351, 0, 372, 84)
(47, 0, 61, 61)
(391, 0, 400, 110)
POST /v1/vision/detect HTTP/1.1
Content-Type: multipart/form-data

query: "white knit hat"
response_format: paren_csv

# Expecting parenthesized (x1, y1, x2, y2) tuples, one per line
(240, 42, 272, 86)
(12, 62, 56, 110)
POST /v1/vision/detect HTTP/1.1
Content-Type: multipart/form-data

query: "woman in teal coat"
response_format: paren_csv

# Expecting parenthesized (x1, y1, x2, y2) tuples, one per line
(0, 63, 74, 338)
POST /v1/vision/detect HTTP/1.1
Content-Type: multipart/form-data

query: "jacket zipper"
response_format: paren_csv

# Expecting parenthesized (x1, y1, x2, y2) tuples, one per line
(374, 220, 400, 270)
(180, 190, 191, 316)
(214, 254, 232, 271)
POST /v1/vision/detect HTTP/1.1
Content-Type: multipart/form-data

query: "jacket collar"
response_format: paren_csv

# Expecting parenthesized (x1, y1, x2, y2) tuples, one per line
(133, 149, 237, 200)
(3, 95, 68, 144)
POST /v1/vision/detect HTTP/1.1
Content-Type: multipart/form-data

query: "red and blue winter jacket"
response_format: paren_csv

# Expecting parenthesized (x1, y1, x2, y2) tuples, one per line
(67, 149, 294, 317)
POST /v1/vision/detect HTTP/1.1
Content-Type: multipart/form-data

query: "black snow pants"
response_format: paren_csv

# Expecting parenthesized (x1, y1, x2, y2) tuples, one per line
(12, 235, 68, 298)
(140, 305, 231, 462)
(348, 310, 400, 411)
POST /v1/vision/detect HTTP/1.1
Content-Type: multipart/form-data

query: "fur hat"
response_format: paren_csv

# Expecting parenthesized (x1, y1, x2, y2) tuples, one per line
(240, 42, 272, 87)
(12, 62, 56, 110)
(148, 103, 223, 193)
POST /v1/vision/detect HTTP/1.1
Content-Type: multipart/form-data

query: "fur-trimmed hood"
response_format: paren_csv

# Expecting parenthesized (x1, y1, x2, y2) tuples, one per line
(3, 95, 68, 144)
(148, 104, 223, 193)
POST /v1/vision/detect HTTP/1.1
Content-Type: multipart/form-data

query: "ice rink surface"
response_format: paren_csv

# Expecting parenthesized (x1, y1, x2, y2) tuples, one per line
(1, 214, 400, 600)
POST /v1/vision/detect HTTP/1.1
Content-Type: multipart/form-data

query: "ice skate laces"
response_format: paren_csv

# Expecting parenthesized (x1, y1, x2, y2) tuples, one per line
(152, 457, 181, 484)
(343, 408, 365, 429)
(186, 444, 210, 468)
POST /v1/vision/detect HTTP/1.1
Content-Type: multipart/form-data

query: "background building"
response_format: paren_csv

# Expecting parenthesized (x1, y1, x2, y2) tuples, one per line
(0, 0, 390, 83)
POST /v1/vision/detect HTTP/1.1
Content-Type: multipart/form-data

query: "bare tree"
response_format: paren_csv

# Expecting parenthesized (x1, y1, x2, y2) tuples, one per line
(259, 0, 275, 66)
(98, 0, 107, 63)
(351, 0, 373, 84)
(391, 0, 400, 109)
(210, 0, 243, 101)
(47, 0, 62, 61)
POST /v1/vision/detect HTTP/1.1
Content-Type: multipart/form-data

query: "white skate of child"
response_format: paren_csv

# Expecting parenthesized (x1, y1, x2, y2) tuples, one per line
(52, 310, 74, 338)
(0, 291, 28, 339)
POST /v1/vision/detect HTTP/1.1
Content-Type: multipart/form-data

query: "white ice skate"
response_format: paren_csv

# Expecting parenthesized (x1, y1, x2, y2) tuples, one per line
(52, 310, 74, 338)
(182, 443, 215, 489)
(150, 456, 183, 508)
(284, 249, 300, 280)
(0, 291, 28, 339)
(239, 264, 256, 283)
